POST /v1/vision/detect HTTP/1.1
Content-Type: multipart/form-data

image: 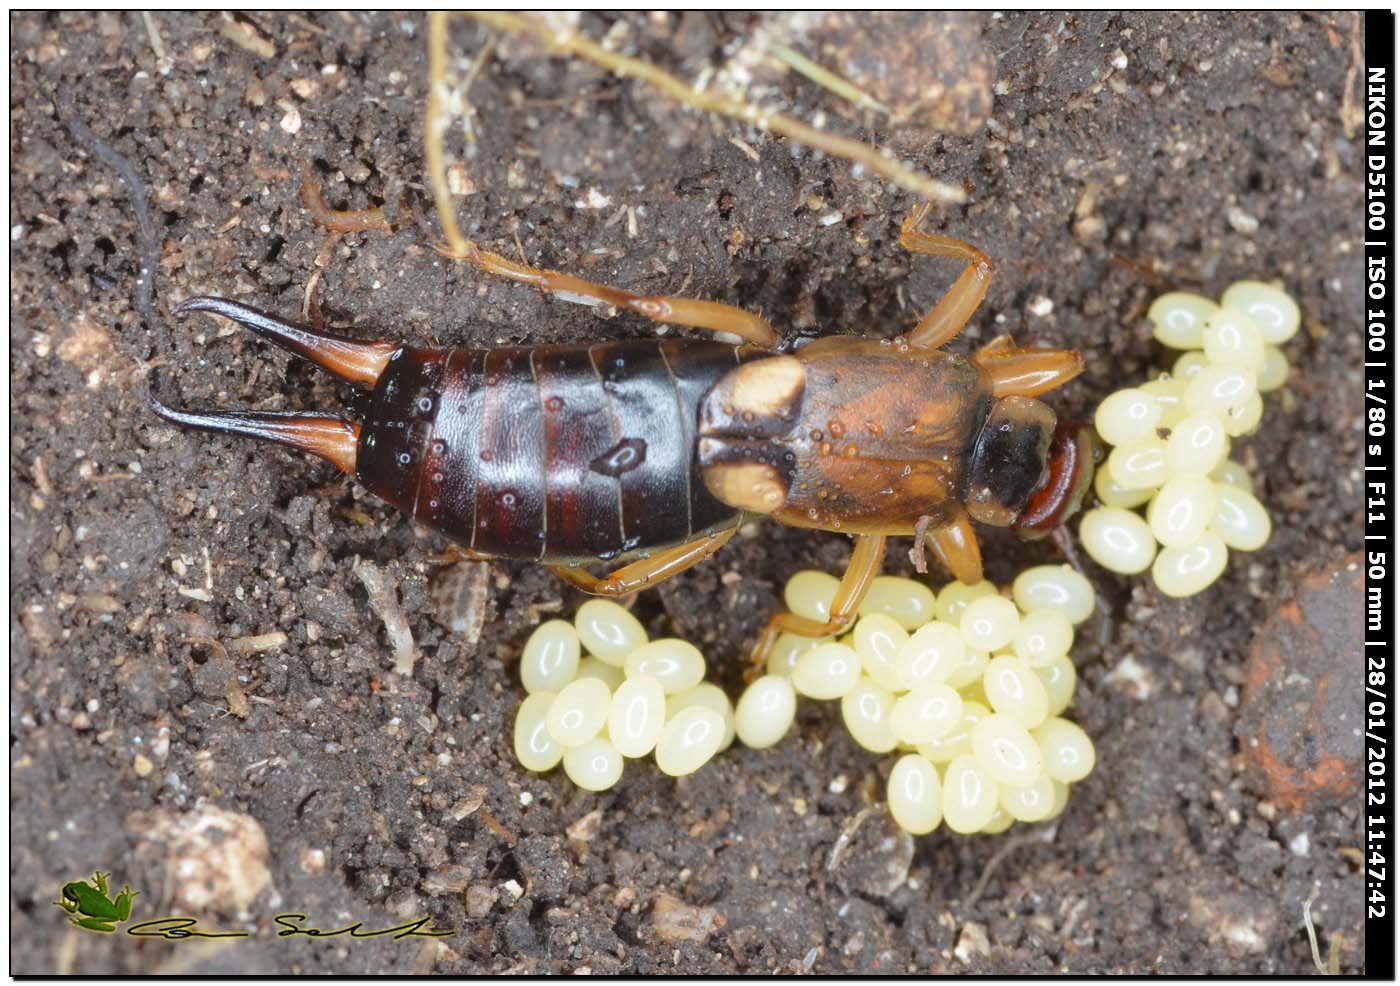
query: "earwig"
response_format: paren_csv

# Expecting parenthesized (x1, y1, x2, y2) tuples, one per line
(154, 204, 1096, 664)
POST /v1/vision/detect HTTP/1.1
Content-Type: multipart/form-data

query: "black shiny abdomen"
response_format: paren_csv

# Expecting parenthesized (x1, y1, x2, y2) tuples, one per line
(356, 339, 745, 563)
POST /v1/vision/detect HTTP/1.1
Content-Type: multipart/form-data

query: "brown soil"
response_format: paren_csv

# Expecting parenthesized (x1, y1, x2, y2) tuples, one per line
(10, 11, 1367, 974)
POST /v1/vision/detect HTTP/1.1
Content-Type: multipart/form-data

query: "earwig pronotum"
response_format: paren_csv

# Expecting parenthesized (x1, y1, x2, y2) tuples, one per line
(153, 204, 1095, 664)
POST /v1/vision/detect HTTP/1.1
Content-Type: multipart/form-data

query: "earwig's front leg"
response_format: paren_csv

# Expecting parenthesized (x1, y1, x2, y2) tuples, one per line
(549, 529, 737, 597)
(976, 348, 1086, 398)
(926, 510, 984, 585)
(747, 534, 886, 670)
(434, 240, 779, 349)
(899, 203, 994, 351)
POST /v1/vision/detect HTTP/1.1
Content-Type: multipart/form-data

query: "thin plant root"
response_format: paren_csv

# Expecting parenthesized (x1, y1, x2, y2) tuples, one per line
(765, 40, 890, 116)
(453, 12, 967, 205)
(425, 10, 471, 257)
(300, 162, 391, 234)
(62, 97, 161, 340)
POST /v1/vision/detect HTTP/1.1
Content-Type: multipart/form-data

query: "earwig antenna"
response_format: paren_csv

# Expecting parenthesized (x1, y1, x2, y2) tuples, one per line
(174, 296, 395, 387)
(148, 369, 360, 474)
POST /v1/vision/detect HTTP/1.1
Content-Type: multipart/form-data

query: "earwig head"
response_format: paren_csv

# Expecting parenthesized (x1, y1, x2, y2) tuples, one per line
(963, 397, 1098, 538)
(1010, 420, 1099, 539)
(963, 395, 1057, 528)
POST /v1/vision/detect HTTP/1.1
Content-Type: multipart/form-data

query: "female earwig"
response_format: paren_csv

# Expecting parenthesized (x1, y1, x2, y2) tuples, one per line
(153, 205, 1095, 663)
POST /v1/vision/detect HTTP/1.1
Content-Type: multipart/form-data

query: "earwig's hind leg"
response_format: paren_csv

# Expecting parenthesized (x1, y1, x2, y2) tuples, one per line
(975, 333, 1016, 357)
(428, 544, 495, 566)
(975, 347, 1085, 398)
(434, 240, 779, 348)
(899, 203, 994, 351)
(746, 534, 886, 671)
(926, 511, 984, 586)
(549, 528, 737, 597)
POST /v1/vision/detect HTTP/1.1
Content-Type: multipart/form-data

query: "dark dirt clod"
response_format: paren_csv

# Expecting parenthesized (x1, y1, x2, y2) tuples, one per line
(1237, 553, 1364, 812)
(11, 11, 1365, 974)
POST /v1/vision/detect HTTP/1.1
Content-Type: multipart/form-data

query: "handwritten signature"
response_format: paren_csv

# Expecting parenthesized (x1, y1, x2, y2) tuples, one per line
(126, 914, 453, 942)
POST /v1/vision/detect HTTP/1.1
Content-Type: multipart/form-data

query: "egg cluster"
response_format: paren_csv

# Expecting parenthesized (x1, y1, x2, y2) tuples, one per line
(513, 600, 736, 790)
(751, 566, 1097, 836)
(1080, 280, 1298, 597)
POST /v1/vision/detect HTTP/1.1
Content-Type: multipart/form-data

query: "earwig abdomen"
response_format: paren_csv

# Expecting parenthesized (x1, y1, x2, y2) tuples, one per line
(356, 339, 748, 563)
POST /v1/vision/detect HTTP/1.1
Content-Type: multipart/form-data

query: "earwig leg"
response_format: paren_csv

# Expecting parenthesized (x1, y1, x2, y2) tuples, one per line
(899, 203, 994, 351)
(427, 544, 495, 566)
(975, 333, 1016, 357)
(926, 511, 984, 585)
(434, 240, 779, 348)
(746, 534, 886, 671)
(548, 529, 737, 597)
(301, 163, 391, 234)
(976, 348, 1086, 398)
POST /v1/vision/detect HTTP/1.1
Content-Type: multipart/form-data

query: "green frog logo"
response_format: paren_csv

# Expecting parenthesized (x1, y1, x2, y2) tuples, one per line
(52, 871, 138, 933)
